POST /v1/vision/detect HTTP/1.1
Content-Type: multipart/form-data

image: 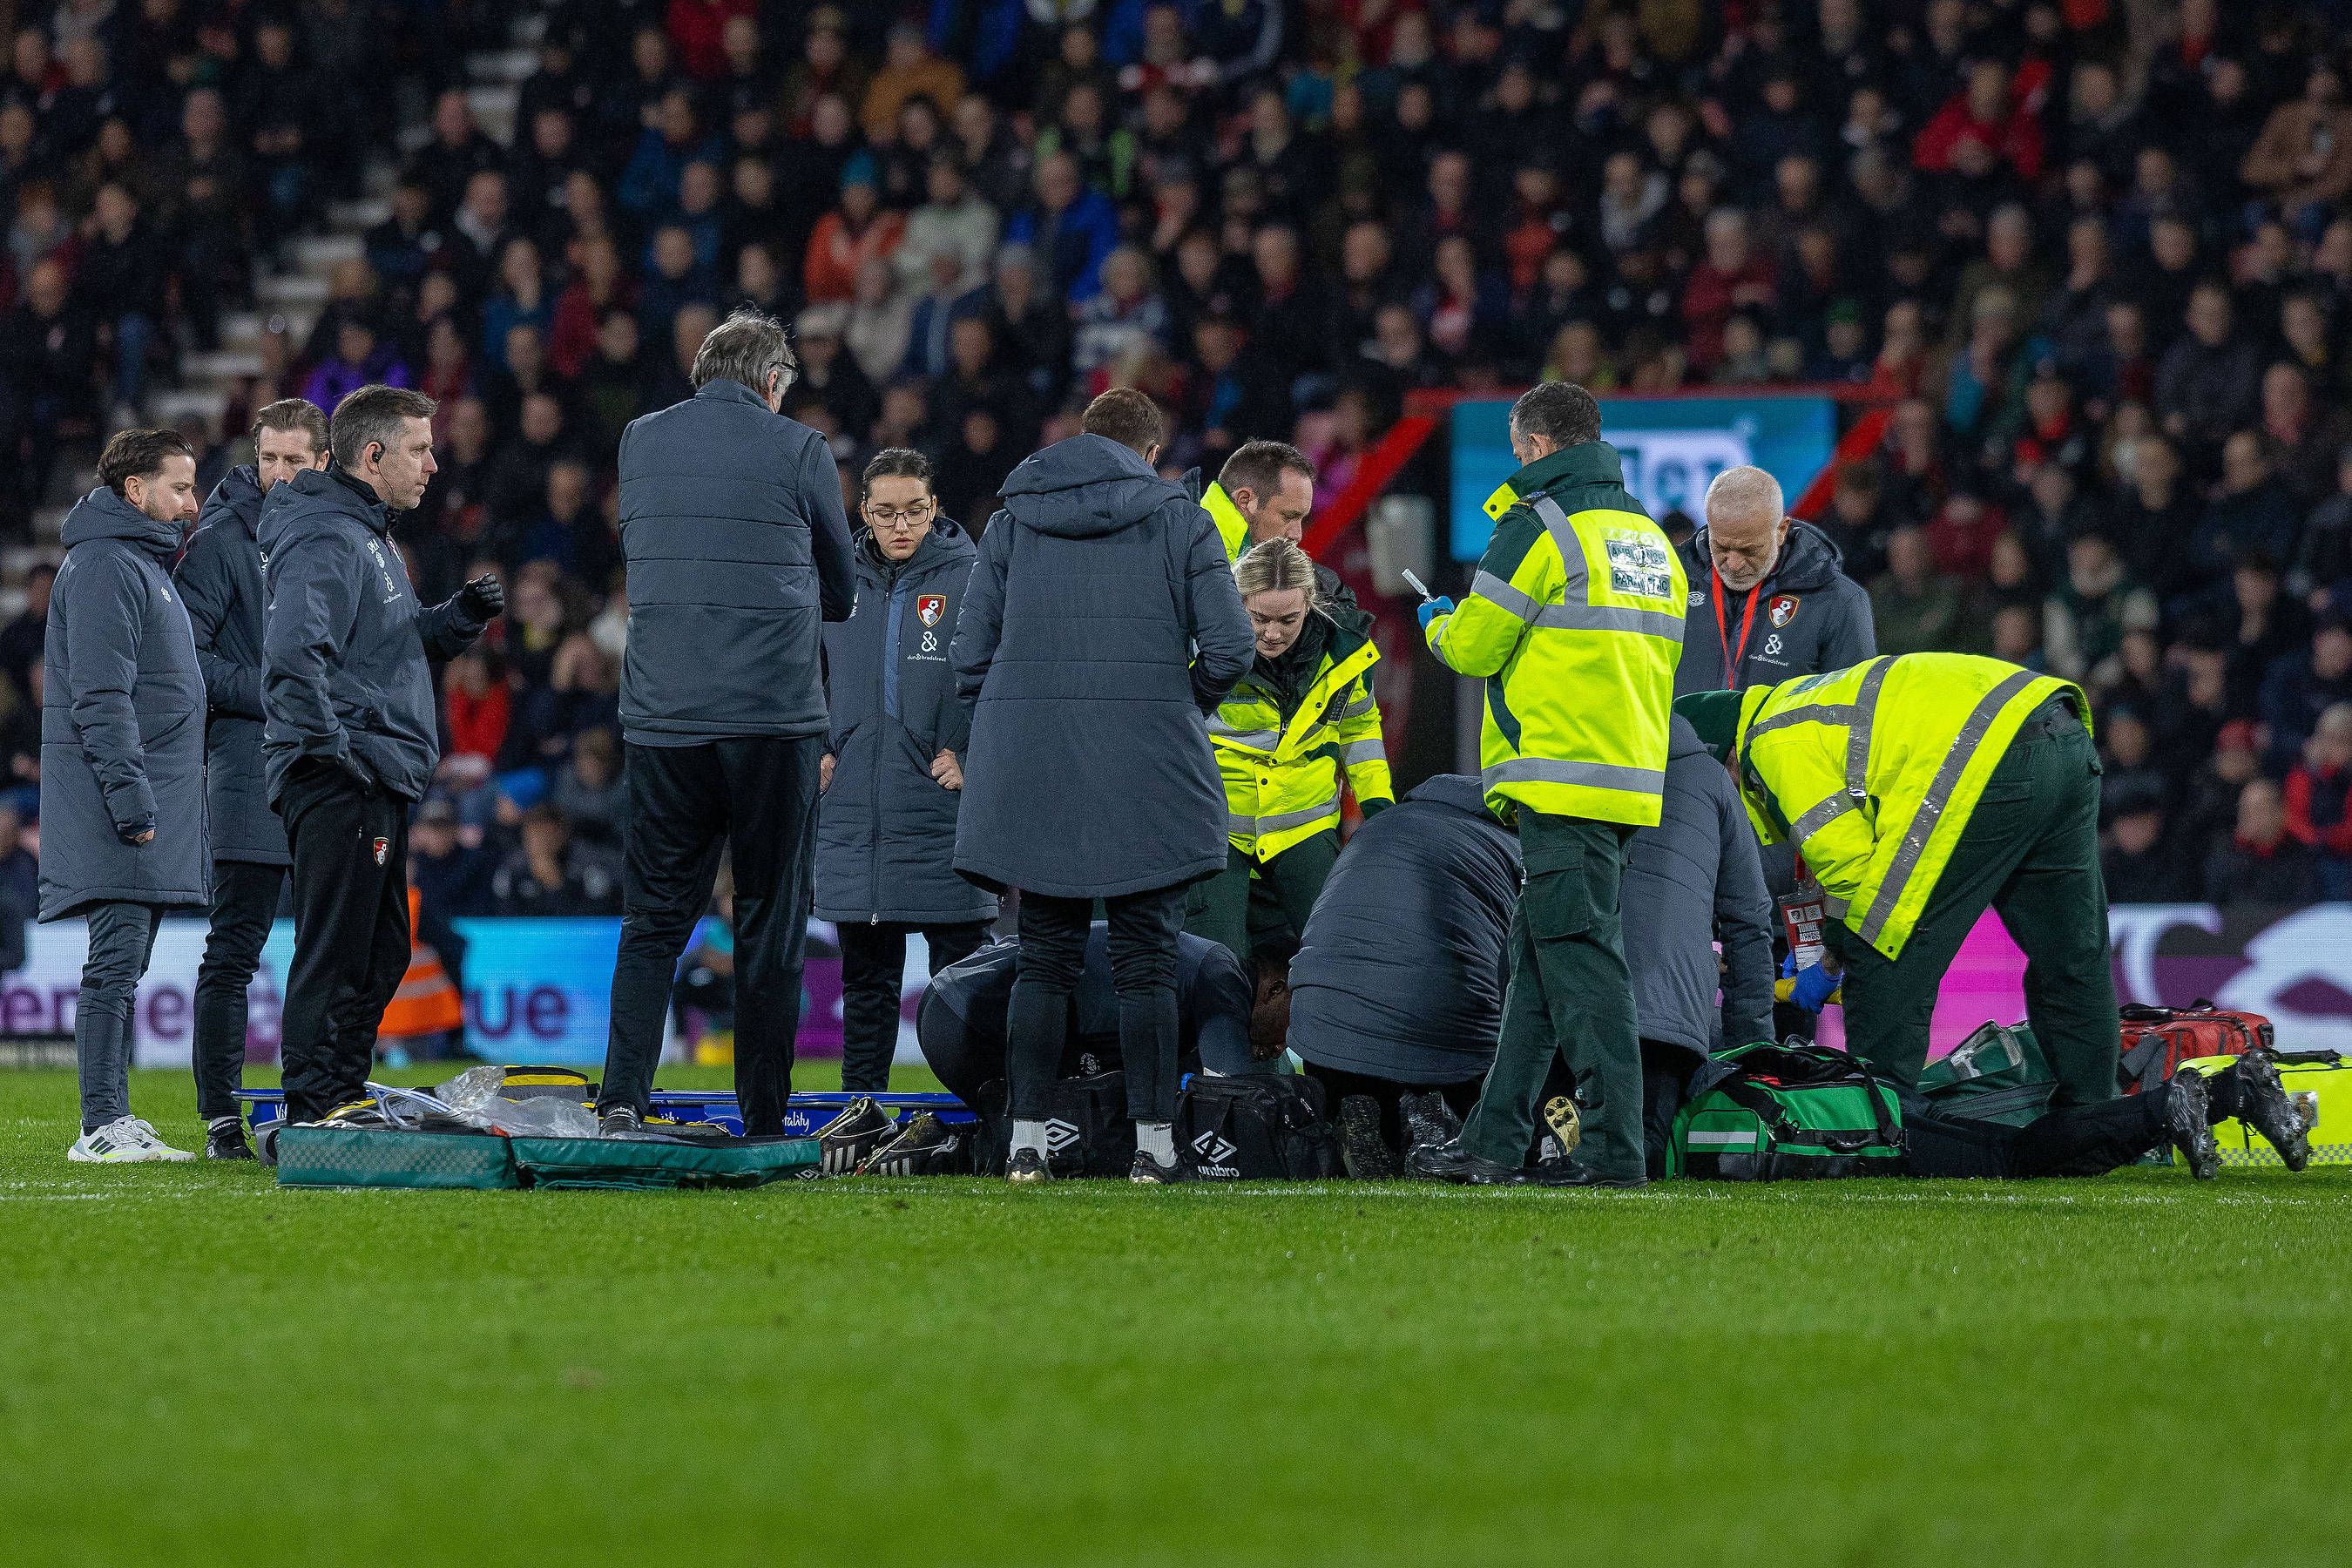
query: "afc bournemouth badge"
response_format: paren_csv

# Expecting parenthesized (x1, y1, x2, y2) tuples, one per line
(916, 594, 946, 627)
(372, 836, 389, 867)
(1768, 594, 1800, 628)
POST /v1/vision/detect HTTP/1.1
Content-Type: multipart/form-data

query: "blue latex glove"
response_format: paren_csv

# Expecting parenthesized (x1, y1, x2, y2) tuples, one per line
(1417, 595, 1455, 632)
(1788, 961, 1839, 1014)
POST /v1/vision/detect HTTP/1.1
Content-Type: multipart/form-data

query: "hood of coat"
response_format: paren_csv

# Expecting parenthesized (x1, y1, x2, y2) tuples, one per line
(197, 464, 265, 539)
(1403, 772, 1505, 821)
(855, 516, 975, 580)
(997, 433, 1183, 539)
(1680, 518, 1848, 595)
(258, 463, 390, 556)
(60, 486, 183, 559)
(1666, 712, 1708, 762)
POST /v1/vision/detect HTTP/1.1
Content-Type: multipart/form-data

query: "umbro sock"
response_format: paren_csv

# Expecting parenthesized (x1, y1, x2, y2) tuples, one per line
(1011, 1119, 1049, 1157)
(1135, 1121, 1175, 1164)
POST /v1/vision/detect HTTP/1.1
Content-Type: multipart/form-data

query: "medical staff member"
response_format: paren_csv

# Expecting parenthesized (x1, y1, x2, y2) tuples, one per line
(1200, 440, 1365, 626)
(1187, 538, 1390, 972)
(1410, 382, 1686, 1188)
(1677, 652, 2117, 1105)
(816, 448, 997, 1093)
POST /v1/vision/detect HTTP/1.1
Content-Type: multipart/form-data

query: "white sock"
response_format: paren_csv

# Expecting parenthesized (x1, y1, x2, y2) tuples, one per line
(1011, 1119, 1049, 1157)
(207, 1115, 240, 1134)
(1136, 1121, 1174, 1163)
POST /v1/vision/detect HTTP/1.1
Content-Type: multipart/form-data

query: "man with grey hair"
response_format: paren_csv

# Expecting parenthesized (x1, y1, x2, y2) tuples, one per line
(1673, 463, 1874, 695)
(597, 306, 857, 1137)
(261, 385, 503, 1126)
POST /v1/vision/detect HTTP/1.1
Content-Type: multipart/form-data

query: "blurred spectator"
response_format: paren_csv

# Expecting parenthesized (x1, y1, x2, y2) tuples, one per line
(2204, 777, 2319, 907)
(2285, 701, 2352, 896)
(491, 804, 620, 916)
(1869, 524, 1965, 654)
(2102, 786, 2191, 902)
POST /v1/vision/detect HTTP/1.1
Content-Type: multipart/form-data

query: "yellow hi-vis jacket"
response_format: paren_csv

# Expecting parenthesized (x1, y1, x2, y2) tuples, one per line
(1204, 482, 1253, 562)
(1211, 615, 1392, 858)
(1730, 652, 2089, 960)
(1426, 442, 1686, 828)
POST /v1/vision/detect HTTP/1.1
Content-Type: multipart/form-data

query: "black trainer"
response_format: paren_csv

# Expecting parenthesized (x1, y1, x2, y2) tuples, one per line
(814, 1097, 895, 1174)
(859, 1111, 960, 1176)
(1399, 1092, 1463, 1156)
(1337, 1094, 1401, 1179)
(204, 1119, 256, 1161)
(598, 1104, 643, 1138)
(2229, 1051, 2311, 1172)
(2165, 1070, 2220, 1179)
(1529, 1159, 1646, 1190)
(1129, 1147, 1190, 1184)
(1406, 1139, 1527, 1186)
(1006, 1146, 1051, 1185)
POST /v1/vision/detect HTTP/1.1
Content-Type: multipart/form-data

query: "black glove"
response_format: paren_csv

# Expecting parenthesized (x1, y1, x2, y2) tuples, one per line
(457, 574, 504, 621)
(334, 752, 375, 791)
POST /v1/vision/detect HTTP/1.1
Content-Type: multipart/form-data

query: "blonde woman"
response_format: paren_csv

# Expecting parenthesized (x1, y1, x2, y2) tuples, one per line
(1188, 539, 1392, 971)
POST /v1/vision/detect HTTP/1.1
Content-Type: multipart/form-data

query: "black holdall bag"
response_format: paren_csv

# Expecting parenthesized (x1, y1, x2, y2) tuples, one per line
(1174, 1074, 1342, 1180)
(972, 1070, 1136, 1177)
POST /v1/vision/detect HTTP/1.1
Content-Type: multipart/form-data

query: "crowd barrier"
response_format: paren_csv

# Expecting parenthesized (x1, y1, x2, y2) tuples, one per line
(9, 909, 2349, 1070)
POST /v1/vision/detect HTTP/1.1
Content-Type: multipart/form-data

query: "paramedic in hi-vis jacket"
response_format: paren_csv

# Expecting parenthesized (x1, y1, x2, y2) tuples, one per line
(1412, 382, 1687, 1188)
(1675, 652, 2118, 1106)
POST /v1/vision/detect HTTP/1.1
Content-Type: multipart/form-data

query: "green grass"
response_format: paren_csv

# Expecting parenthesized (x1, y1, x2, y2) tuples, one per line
(2, 1065, 2348, 1566)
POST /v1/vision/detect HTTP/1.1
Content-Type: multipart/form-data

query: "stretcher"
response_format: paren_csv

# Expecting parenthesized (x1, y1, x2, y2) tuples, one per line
(235, 1088, 975, 1139)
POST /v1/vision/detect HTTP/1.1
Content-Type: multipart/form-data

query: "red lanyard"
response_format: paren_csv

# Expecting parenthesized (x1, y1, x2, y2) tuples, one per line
(1711, 567, 1761, 689)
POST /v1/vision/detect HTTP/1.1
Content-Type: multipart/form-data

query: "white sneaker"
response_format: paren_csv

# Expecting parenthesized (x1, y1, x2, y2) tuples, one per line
(67, 1114, 196, 1163)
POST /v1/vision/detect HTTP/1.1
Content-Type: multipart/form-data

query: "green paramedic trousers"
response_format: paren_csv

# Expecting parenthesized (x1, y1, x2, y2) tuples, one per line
(1459, 814, 1644, 1180)
(1826, 702, 2119, 1107)
(1185, 831, 1340, 969)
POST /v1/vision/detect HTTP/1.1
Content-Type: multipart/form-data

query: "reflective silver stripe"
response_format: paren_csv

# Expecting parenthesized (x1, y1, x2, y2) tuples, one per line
(1533, 602, 1687, 639)
(1336, 692, 1375, 720)
(1527, 494, 1681, 641)
(1788, 793, 1856, 844)
(1747, 702, 1857, 740)
(1483, 757, 1666, 795)
(1470, 569, 1540, 621)
(1844, 657, 1890, 798)
(1207, 718, 1279, 748)
(1230, 794, 1342, 838)
(1856, 670, 2038, 947)
(1338, 737, 1386, 765)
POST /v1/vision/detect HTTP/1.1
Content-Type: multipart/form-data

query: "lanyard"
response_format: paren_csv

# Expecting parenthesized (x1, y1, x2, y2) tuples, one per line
(1711, 567, 1761, 689)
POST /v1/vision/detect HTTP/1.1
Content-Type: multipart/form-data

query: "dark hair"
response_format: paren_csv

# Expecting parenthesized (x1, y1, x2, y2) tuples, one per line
(1218, 440, 1314, 505)
(1510, 382, 1602, 449)
(1081, 387, 1164, 456)
(329, 385, 437, 468)
(862, 447, 932, 491)
(691, 305, 797, 394)
(97, 428, 194, 497)
(252, 396, 328, 454)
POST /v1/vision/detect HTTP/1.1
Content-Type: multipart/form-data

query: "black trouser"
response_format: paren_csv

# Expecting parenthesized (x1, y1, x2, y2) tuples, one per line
(191, 859, 284, 1122)
(600, 736, 821, 1136)
(277, 764, 411, 1125)
(1641, 1041, 1696, 1181)
(1903, 1088, 2173, 1179)
(837, 919, 990, 1093)
(1008, 885, 1185, 1125)
(1299, 1061, 1484, 1156)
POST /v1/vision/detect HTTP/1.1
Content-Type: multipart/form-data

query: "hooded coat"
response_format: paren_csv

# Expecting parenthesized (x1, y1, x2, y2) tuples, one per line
(1673, 519, 1876, 694)
(1285, 774, 1521, 1085)
(260, 465, 488, 803)
(38, 487, 211, 920)
(951, 434, 1254, 898)
(1623, 714, 1776, 1061)
(175, 465, 287, 865)
(816, 519, 998, 925)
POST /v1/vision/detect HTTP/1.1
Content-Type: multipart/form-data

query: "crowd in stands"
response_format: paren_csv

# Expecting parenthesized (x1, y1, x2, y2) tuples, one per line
(9, 0, 2352, 909)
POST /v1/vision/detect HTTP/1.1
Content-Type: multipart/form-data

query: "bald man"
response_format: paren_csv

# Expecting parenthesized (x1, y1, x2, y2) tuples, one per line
(1673, 465, 1875, 695)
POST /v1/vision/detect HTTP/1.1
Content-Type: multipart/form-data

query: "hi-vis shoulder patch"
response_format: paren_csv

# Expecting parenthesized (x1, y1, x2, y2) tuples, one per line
(1604, 532, 1673, 600)
(1482, 481, 1521, 520)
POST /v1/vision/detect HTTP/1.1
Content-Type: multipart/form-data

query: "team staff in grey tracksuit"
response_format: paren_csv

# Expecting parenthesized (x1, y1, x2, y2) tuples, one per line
(817, 448, 997, 1092)
(42, 430, 207, 1160)
(1673, 466, 1875, 695)
(598, 308, 857, 1137)
(174, 398, 327, 1158)
(261, 387, 500, 1125)
(953, 389, 1254, 1182)
(1622, 713, 1777, 1175)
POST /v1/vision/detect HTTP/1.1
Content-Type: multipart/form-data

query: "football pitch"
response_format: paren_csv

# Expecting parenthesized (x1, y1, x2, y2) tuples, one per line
(3, 1064, 2347, 1566)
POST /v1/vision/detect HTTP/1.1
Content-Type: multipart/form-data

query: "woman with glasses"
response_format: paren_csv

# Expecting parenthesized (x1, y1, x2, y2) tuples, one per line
(817, 448, 998, 1092)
